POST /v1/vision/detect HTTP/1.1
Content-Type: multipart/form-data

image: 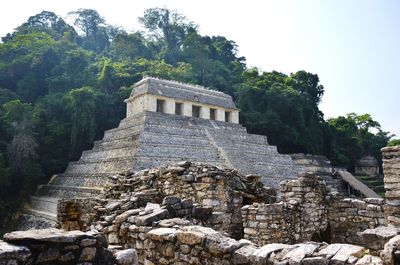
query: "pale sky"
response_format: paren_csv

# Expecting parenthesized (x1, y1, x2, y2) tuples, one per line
(1, 0, 399, 137)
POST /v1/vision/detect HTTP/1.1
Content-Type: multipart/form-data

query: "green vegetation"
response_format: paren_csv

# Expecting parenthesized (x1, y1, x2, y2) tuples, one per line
(354, 175, 385, 197)
(0, 8, 395, 227)
(388, 139, 400, 147)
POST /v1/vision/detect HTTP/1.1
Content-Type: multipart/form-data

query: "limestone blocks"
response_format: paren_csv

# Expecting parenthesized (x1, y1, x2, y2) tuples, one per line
(1, 228, 114, 265)
(382, 145, 400, 226)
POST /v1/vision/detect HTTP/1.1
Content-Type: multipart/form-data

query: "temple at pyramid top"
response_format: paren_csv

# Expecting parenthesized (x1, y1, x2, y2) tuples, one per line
(125, 77, 240, 123)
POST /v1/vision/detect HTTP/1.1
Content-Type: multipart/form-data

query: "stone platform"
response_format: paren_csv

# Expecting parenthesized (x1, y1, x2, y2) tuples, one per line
(20, 111, 302, 229)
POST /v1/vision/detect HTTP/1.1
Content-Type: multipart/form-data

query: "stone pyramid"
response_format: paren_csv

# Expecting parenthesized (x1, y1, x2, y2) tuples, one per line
(20, 77, 302, 229)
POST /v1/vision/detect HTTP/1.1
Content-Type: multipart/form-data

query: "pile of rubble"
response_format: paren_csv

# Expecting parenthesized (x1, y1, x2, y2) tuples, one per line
(58, 162, 274, 239)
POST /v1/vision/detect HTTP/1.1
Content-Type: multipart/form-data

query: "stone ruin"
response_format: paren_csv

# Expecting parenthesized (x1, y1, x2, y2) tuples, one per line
(2, 145, 400, 264)
(19, 77, 305, 229)
(4, 77, 399, 264)
(19, 77, 381, 230)
(355, 155, 380, 177)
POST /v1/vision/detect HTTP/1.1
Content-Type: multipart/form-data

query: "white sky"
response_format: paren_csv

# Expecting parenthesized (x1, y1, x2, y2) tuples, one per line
(1, 0, 399, 137)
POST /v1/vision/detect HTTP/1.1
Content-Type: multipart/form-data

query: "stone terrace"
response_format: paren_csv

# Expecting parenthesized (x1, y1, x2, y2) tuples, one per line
(21, 110, 301, 229)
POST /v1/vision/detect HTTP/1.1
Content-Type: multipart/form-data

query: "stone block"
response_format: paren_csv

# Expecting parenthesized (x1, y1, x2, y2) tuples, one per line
(114, 249, 138, 265)
(135, 209, 169, 226)
(147, 228, 177, 242)
(359, 226, 400, 250)
(0, 241, 31, 262)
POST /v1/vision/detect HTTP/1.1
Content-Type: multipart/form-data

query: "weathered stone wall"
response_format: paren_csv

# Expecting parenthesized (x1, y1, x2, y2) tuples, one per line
(143, 225, 382, 265)
(151, 163, 261, 238)
(382, 145, 400, 226)
(90, 197, 241, 264)
(355, 155, 379, 176)
(241, 172, 386, 246)
(329, 197, 386, 245)
(57, 163, 274, 243)
(1, 226, 388, 265)
(0, 229, 116, 265)
(126, 77, 240, 123)
(57, 198, 100, 231)
(241, 173, 329, 245)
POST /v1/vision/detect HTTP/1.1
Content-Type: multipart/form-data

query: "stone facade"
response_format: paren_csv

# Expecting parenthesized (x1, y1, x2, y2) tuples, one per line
(125, 77, 239, 123)
(356, 155, 380, 176)
(290, 153, 333, 176)
(382, 145, 400, 226)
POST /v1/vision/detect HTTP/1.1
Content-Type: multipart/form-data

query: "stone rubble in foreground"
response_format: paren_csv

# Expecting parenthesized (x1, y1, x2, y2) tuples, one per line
(1, 145, 400, 264)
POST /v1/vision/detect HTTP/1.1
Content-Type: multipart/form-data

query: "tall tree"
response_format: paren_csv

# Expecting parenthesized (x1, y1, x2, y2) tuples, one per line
(139, 8, 197, 64)
(2, 11, 76, 42)
(67, 87, 98, 160)
(68, 9, 110, 53)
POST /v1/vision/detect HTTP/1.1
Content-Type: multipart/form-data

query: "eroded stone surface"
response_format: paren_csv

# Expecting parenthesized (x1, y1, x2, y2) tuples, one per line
(3, 228, 88, 244)
(114, 249, 138, 265)
(359, 226, 400, 250)
(0, 229, 113, 265)
(0, 240, 30, 261)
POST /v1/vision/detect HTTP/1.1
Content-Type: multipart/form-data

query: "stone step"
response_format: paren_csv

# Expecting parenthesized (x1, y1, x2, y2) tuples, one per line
(16, 212, 56, 230)
(23, 207, 57, 222)
(220, 144, 278, 153)
(36, 185, 102, 198)
(64, 157, 133, 175)
(209, 132, 269, 145)
(135, 145, 220, 160)
(103, 113, 146, 134)
(224, 151, 292, 163)
(249, 164, 300, 178)
(132, 156, 225, 171)
(102, 124, 144, 141)
(80, 146, 138, 161)
(250, 159, 296, 167)
(93, 136, 139, 150)
(140, 132, 209, 146)
(29, 196, 59, 214)
(49, 174, 109, 187)
(143, 124, 207, 137)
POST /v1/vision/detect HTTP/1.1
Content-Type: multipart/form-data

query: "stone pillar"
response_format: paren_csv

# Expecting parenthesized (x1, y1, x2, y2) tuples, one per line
(145, 95, 157, 112)
(200, 106, 210, 120)
(216, 109, 225, 122)
(164, 99, 175, 115)
(382, 145, 400, 226)
(183, 102, 192, 117)
(231, 110, 239, 124)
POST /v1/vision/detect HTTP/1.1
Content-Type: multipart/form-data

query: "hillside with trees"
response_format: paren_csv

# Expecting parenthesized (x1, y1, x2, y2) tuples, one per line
(0, 8, 396, 228)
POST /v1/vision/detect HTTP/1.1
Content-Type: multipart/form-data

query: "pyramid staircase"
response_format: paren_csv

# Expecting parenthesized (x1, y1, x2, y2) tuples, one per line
(20, 111, 302, 229)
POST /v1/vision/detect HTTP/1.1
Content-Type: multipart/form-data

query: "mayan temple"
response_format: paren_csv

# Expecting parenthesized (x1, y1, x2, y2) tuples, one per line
(20, 77, 302, 228)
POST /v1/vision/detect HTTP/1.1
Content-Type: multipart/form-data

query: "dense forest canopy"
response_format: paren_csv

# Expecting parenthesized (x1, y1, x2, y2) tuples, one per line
(0, 8, 397, 227)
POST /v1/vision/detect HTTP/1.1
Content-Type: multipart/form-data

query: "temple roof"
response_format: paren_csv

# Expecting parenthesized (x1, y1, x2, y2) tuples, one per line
(129, 77, 237, 110)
